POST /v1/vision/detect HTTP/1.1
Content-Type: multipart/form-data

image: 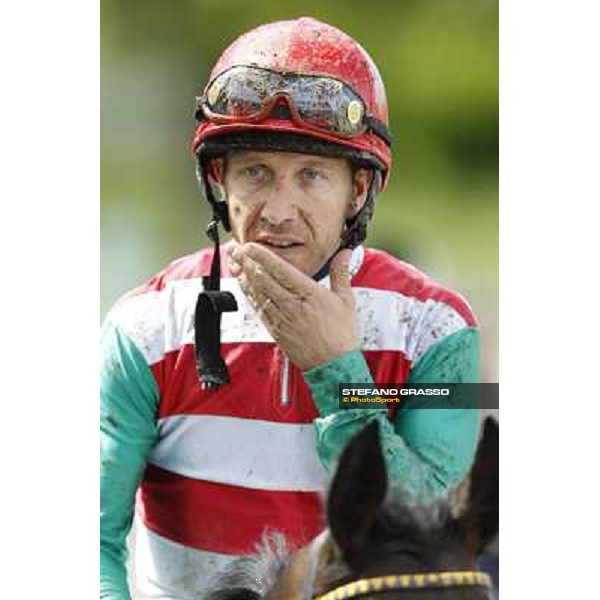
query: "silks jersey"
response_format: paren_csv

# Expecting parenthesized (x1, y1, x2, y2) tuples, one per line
(100, 244, 480, 599)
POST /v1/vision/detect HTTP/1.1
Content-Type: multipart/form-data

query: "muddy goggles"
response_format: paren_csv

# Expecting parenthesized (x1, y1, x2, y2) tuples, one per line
(196, 66, 392, 147)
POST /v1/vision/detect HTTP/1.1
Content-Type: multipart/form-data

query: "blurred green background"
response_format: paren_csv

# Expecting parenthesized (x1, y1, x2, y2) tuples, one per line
(101, 0, 498, 380)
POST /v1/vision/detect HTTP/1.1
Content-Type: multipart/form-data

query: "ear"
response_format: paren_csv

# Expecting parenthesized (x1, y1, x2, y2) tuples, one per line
(327, 420, 387, 561)
(345, 168, 373, 219)
(208, 157, 225, 187)
(456, 417, 499, 557)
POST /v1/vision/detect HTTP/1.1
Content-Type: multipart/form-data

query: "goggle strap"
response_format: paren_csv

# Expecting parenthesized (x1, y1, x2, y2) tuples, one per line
(366, 116, 392, 147)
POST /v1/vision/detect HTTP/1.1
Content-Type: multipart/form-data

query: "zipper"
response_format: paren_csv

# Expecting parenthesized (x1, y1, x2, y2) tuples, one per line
(280, 354, 291, 407)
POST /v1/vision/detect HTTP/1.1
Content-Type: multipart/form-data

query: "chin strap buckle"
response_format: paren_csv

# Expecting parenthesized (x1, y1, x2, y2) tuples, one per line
(193, 219, 238, 390)
(194, 286, 238, 390)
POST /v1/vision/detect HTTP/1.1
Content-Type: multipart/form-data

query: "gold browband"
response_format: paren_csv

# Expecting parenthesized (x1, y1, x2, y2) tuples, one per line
(314, 570, 492, 600)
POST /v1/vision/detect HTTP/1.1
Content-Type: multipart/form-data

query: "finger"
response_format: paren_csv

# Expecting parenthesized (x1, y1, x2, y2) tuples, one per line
(236, 253, 295, 308)
(241, 243, 311, 293)
(238, 272, 285, 339)
(237, 266, 291, 339)
(227, 242, 243, 276)
(329, 249, 354, 304)
(237, 270, 268, 310)
(229, 245, 268, 305)
(228, 256, 242, 277)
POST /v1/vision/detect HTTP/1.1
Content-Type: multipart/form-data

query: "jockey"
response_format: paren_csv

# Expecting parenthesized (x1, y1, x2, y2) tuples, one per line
(100, 17, 481, 599)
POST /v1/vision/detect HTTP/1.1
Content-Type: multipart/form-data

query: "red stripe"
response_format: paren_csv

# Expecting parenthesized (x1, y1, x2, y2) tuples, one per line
(354, 249, 477, 326)
(152, 344, 411, 421)
(137, 464, 325, 555)
(122, 244, 233, 300)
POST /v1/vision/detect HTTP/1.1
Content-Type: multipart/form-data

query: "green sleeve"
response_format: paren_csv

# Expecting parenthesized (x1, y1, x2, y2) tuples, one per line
(100, 321, 159, 600)
(305, 327, 480, 502)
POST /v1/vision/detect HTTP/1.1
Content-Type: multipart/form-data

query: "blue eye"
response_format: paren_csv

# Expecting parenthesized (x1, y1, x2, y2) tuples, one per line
(245, 165, 265, 180)
(302, 168, 320, 181)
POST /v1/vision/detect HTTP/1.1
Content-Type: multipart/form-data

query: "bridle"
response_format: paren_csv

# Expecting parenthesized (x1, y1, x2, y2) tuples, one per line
(313, 570, 493, 599)
(305, 532, 492, 600)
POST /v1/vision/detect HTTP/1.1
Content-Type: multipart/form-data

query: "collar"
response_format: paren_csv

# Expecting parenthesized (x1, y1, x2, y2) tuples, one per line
(314, 245, 365, 285)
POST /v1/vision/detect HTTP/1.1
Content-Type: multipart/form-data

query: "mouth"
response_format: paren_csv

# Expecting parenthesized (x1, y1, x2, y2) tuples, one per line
(254, 236, 305, 251)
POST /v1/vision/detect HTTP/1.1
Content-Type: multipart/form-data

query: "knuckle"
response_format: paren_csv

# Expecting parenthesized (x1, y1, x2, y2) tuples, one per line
(266, 317, 281, 338)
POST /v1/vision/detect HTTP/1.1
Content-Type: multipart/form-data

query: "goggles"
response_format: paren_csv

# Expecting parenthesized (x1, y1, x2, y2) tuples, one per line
(196, 66, 392, 147)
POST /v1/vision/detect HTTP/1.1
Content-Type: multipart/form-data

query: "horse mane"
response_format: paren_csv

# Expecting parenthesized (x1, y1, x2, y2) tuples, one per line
(204, 531, 291, 600)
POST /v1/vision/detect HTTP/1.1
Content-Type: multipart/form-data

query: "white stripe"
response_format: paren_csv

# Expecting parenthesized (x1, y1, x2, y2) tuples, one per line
(133, 518, 240, 599)
(108, 245, 467, 366)
(105, 289, 168, 366)
(354, 288, 468, 363)
(148, 415, 330, 492)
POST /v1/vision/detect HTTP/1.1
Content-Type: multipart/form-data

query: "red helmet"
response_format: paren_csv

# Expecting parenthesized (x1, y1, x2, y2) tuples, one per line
(192, 17, 392, 189)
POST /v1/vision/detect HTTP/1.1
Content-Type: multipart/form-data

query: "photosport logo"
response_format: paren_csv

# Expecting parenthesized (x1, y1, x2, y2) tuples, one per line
(338, 384, 499, 410)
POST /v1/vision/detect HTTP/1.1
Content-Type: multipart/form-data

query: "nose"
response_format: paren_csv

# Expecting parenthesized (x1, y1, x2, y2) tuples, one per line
(259, 177, 299, 227)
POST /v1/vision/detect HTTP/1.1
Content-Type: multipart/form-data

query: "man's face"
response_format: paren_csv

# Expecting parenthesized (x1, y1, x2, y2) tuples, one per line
(218, 150, 371, 276)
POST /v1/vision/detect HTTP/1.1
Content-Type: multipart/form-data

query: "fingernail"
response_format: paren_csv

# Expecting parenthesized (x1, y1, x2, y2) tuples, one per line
(228, 258, 241, 275)
(242, 243, 257, 257)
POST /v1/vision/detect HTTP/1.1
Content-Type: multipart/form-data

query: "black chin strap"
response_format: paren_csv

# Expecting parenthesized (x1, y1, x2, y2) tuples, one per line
(193, 158, 238, 390)
(339, 170, 380, 251)
(311, 172, 379, 280)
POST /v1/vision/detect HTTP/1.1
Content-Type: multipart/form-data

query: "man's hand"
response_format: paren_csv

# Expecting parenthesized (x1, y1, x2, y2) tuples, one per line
(227, 242, 359, 370)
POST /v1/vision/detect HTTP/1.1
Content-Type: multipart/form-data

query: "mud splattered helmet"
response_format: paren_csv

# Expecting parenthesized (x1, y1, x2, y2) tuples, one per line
(192, 17, 393, 250)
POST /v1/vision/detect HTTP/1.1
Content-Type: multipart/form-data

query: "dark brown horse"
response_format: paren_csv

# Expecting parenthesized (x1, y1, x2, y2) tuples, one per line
(205, 417, 499, 600)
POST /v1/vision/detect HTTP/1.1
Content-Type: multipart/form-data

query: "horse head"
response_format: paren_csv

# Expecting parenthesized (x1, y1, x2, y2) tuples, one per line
(206, 417, 499, 599)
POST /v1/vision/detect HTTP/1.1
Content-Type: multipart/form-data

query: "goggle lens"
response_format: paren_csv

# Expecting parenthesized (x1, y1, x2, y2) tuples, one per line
(201, 66, 382, 141)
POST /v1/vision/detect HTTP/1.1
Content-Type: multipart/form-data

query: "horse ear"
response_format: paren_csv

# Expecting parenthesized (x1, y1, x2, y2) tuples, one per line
(327, 421, 387, 560)
(457, 417, 499, 557)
